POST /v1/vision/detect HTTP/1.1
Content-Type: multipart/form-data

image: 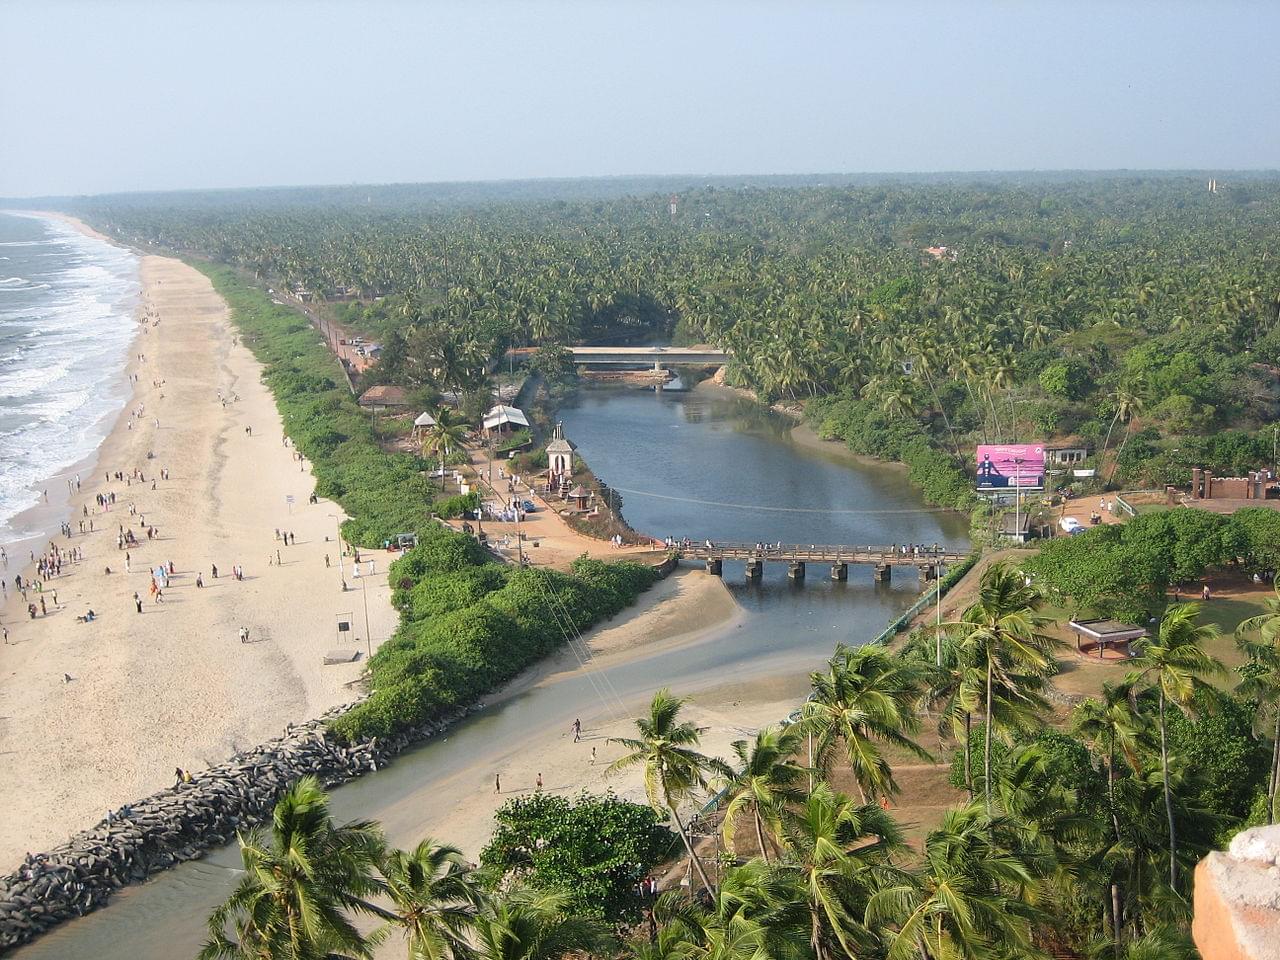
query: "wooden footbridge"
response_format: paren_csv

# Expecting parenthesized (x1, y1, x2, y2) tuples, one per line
(674, 541, 967, 582)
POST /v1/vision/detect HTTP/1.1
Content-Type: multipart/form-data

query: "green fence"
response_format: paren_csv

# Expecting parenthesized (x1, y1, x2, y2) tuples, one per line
(868, 551, 981, 646)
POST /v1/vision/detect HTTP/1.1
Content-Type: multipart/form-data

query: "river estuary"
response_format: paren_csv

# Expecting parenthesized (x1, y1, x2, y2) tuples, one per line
(17, 383, 967, 960)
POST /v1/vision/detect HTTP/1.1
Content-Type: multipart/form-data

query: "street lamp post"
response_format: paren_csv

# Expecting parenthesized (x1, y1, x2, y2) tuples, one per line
(1013, 457, 1025, 542)
(329, 513, 346, 589)
(359, 567, 372, 659)
(935, 554, 944, 667)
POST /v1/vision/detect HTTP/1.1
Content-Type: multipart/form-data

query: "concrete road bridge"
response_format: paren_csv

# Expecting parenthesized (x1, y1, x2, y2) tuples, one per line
(675, 541, 968, 583)
(570, 346, 728, 367)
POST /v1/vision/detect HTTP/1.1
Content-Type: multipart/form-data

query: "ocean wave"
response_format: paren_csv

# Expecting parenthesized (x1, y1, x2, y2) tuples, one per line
(0, 215, 139, 539)
(0, 276, 50, 291)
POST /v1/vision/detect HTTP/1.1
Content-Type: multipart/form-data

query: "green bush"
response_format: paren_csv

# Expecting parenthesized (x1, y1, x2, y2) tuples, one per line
(200, 266, 662, 745)
(811, 393, 975, 511)
(481, 791, 677, 924)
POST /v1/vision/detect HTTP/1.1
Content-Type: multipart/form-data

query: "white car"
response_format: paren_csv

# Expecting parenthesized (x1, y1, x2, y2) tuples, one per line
(1059, 516, 1085, 535)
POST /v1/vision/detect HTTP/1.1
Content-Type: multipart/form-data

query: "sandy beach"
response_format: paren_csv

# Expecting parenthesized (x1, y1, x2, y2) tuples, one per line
(0, 236, 399, 868)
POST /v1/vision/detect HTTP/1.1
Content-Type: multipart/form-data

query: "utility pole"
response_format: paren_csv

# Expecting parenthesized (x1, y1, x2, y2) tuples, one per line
(359, 569, 372, 659)
(330, 514, 346, 589)
(1013, 457, 1024, 543)
(935, 555, 944, 667)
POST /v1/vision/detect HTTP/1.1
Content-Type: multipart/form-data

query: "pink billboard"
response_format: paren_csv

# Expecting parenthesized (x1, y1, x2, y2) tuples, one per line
(975, 444, 1045, 490)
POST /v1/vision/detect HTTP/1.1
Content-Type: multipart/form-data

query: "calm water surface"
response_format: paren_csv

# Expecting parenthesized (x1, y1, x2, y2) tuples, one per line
(20, 384, 967, 960)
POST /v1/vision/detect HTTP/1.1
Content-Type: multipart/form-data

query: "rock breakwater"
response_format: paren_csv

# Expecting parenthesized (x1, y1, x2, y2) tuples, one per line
(0, 706, 464, 952)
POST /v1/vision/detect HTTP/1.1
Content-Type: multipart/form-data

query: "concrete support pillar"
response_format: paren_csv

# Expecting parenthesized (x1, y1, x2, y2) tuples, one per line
(745, 559, 763, 582)
(919, 564, 937, 581)
(831, 563, 848, 582)
(788, 561, 806, 581)
(873, 563, 891, 583)
(705, 558, 722, 577)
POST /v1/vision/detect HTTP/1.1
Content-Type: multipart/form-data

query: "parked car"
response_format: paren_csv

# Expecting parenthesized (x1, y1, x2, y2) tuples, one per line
(521, 499, 538, 512)
(1058, 516, 1085, 535)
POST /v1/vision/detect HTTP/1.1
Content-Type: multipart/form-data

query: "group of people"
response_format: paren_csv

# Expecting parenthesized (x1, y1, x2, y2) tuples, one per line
(892, 542, 943, 557)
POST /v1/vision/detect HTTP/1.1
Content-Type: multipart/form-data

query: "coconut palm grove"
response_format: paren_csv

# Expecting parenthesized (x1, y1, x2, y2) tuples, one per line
(59, 174, 1280, 958)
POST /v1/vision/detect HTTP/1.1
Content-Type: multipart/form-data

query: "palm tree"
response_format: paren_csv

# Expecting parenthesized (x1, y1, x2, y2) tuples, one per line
(868, 804, 1047, 960)
(1101, 387, 1143, 484)
(651, 860, 810, 960)
(918, 635, 984, 795)
(802, 644, 931, 803)
(468, 886, 610, 960)
(1237, 579, 1280, 649)
(609, 690, 728, 894)
(778, 783, 905, 960)
(1073, 680, 1149, 943)
(1235, 642, 1280, 824)
(948, 563, 1058, 814)
(720, 725, 808, 861)
(1126, 603, 1224, 888)
(200, 776, 386, 960)
(422, 407, 467, 491)
(377, 839, 481, 960)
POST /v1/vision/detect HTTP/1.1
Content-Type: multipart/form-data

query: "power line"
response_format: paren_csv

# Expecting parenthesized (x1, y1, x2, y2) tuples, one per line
(608, 486, 958, 515)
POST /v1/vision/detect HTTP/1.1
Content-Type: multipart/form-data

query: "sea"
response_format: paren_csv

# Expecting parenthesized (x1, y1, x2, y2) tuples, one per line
(0, 212, 140, 548)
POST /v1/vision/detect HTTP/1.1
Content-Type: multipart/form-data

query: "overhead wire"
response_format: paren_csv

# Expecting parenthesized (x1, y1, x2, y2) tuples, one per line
(528, 565, 630, 723)
(607, 486, 958, 515)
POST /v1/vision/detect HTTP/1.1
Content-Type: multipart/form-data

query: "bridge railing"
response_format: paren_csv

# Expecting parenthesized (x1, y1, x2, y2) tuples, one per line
(674, 541, 960, 562)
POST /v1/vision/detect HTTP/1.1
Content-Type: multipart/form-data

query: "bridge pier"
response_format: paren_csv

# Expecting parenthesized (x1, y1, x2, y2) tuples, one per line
(705, 558, 722, 577)
(788, 561, 806, 581)
(745, 559, 763, 582)
(919, 564, 938, 581)
(873, 563, 892, 583)
(831, 562, 848, 582)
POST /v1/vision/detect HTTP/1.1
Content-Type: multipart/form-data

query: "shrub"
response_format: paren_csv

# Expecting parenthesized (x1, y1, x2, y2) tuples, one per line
(200, 266, 662, 745)
(481, 791, 677, 924)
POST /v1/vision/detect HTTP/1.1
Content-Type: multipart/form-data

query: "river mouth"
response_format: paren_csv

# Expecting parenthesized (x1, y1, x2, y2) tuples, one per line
(15, 383, 968, 960)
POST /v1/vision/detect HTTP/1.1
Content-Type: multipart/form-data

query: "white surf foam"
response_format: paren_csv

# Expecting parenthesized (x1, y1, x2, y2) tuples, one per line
(0, 216, 140, 542)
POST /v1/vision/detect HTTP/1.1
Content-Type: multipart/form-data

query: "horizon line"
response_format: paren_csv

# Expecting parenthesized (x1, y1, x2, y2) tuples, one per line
(6, 166, 1280, 204)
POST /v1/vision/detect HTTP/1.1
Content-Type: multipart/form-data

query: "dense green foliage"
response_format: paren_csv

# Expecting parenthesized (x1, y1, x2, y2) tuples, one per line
(203, 266, 451, 548)
(81, 174, 1280, 493)
(480, 792, 676, 924)
(1026, 507, 1280, 620)
(209, 575, 1268, 959)
(332, 548, 658, 742)
(808, 394, 975, 510)
(203, 265, 659, 745)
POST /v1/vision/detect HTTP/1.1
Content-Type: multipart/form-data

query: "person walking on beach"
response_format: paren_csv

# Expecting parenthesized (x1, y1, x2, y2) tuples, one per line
(134, 593, 142, 614)
(195, 572, 204, 588)
(494, 773, 501, 794)
(571, 718, 581, 742)
(536, 773, 543, 791)
(211, 563, 218, 579)
(590, 747, 596, 765)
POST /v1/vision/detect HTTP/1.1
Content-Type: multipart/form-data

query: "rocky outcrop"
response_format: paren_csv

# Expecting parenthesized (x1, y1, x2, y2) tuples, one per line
(0, 705, 465, 952)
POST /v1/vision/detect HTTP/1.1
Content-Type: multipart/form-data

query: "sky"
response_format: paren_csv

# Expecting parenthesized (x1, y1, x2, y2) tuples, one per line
(1, 0, 1278, 198)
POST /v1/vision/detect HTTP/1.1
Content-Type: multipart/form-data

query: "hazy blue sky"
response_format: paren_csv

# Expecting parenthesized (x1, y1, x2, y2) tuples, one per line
(2, 0, 1277, 197)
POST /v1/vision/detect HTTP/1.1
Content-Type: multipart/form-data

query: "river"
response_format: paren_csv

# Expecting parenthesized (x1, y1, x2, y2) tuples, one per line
(16, 383, 967, 960)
